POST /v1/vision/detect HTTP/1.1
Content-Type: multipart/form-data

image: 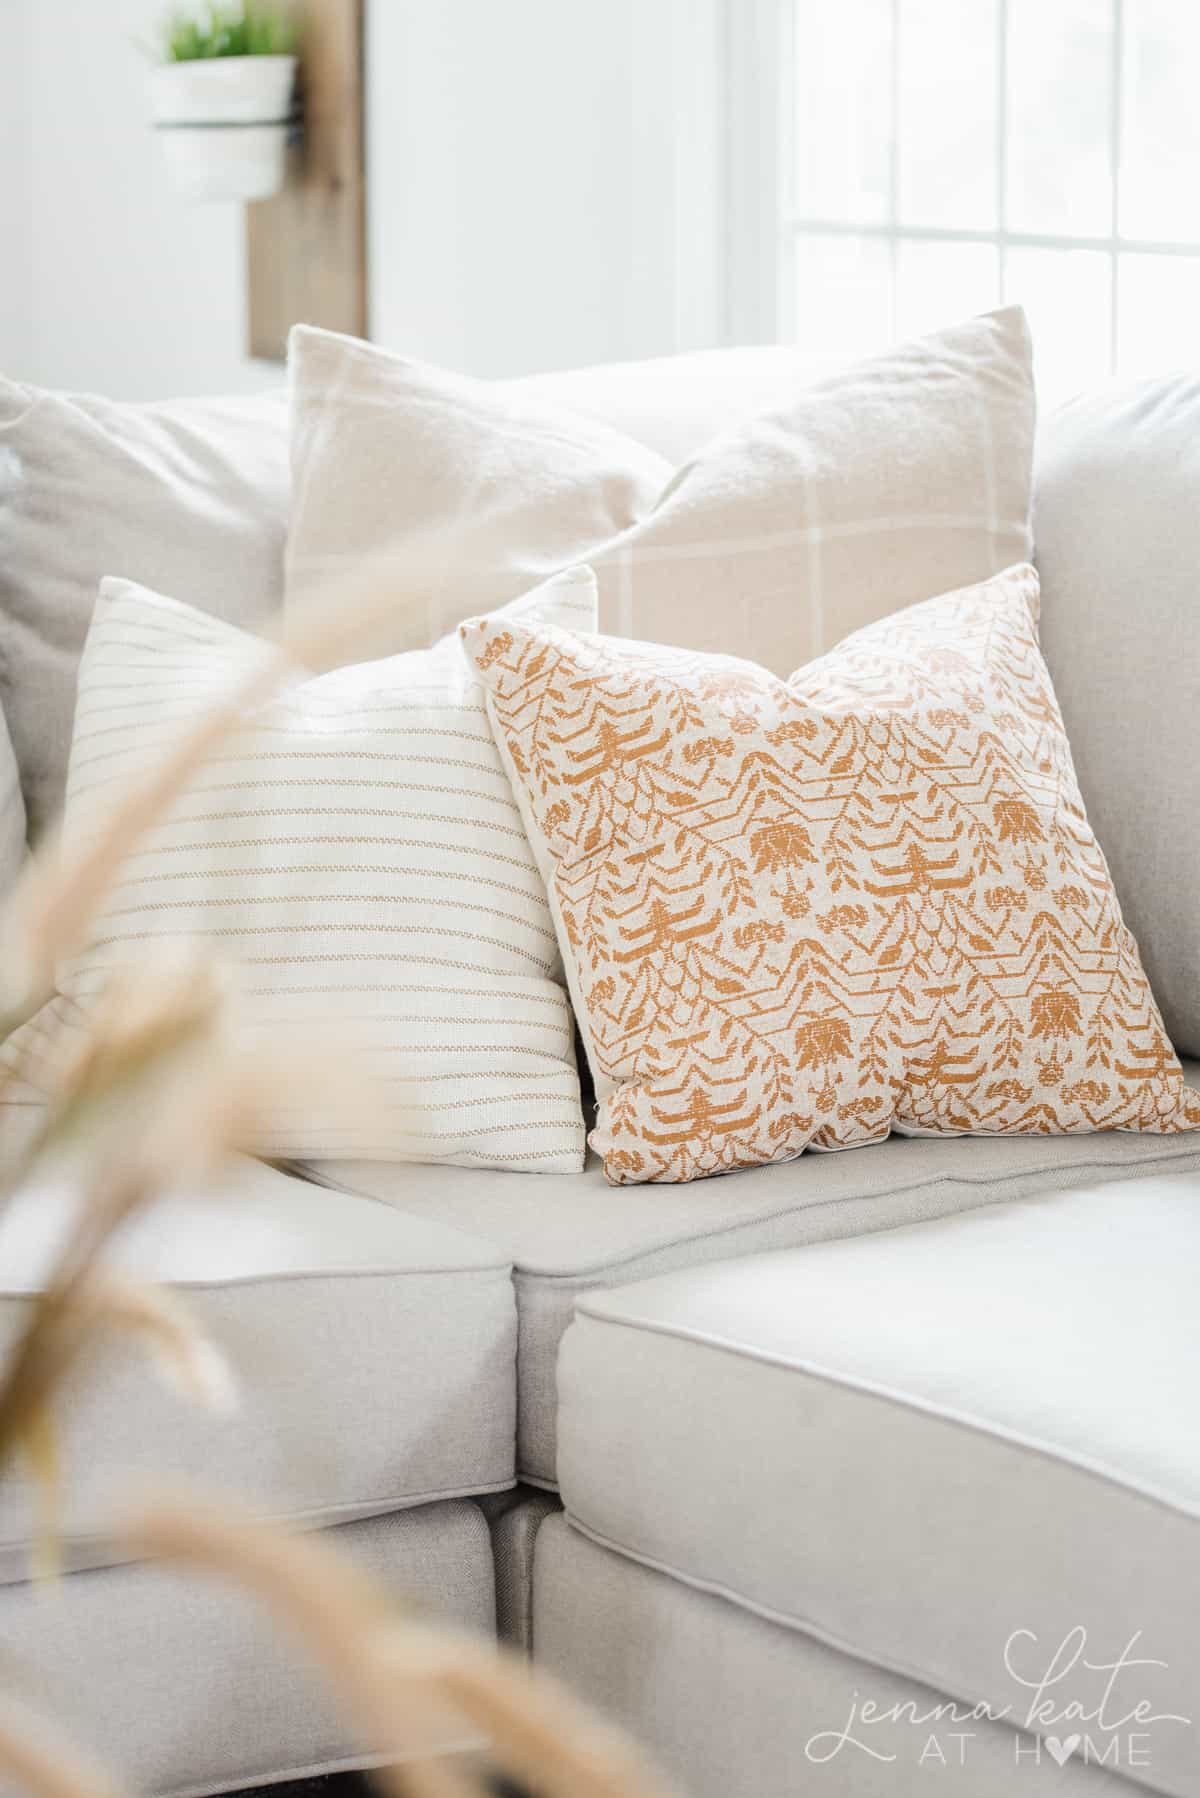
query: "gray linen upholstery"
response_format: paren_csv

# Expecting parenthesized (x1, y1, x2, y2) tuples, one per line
(307, 1079, 1200, 1484)
(1035, 375, 1200, 1057)
(534, 1516, 1138, 1798)
(555, 1174, 1200, 1798)
(480, 1486, 562, 1650)
(0, 1157, 516, 1581)
(0, 1501, 492, 1798)
(0, 699, 25, 895)
(0, 380, 287, 840)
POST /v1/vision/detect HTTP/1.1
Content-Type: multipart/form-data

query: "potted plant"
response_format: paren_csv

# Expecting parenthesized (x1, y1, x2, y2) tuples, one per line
(149, 4, 300, 202)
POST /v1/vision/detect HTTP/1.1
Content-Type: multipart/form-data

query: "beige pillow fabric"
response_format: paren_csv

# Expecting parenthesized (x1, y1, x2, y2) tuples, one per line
(590, 308, 1035, 672)
(464, 565, 1198, 1186)
(0, 378, 288, 842)
(286, 326, 671, 654)
(285, 310, 1034, 678)
(2, 569, 596, 1171)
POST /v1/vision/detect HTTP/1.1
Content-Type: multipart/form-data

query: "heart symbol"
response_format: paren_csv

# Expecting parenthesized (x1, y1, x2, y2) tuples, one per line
(1044, 1734, 1081, 1767)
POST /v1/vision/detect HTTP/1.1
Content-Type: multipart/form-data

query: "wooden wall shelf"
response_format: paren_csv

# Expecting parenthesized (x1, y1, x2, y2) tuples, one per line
(245, 0, 367, 361)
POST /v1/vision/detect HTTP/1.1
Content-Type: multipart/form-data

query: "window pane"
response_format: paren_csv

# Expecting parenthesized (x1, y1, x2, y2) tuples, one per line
(1006, 0, 1113, 236)
(1004, 247, 1112, 407)
(791, 234, 892, 357)
(1120, 0, 1200, 241)
(1117, 254, 1200, 378)
(897, 0, 997, 228)
(793, 0, 892, 223)
(894, 241, 1000, 341)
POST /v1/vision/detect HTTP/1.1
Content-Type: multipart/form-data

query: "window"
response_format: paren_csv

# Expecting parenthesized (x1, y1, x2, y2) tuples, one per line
(745, 0, 1200, 404)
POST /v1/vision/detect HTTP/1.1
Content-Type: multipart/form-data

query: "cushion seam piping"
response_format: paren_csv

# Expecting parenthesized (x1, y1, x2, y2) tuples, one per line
(558, 1509, 1182, 1794)
(0, 1476, 517, 1565)
(513, 1141, 1200, 1282)
(0, 1262, 514, 1296)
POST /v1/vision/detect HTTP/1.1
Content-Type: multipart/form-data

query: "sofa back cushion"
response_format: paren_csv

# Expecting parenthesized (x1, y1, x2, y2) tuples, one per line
(508, 343, 849, 466)
(0, 378, 289, 843)
(1035, 375, 1200, 1057)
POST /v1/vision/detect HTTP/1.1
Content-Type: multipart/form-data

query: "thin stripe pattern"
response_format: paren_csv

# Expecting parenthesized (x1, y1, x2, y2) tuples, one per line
(3, 572, 596, 1171)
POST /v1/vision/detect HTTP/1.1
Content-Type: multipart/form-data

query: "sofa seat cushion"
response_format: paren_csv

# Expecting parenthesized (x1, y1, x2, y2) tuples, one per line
(0, 1502, 493, 1797)
(555, 1173, 1200, 1798)
(0, 1157, 516, 1583)
(534, 1516, 1117, 1798)
(307, 1062, 1200, 1483)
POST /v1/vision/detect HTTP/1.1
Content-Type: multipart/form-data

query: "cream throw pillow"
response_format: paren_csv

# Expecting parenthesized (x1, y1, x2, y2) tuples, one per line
(3, 570, 596, 1171)
(286, 310, 1034, 676)
(464, 565, 1199, 1186)
(286, 326, 671, 656)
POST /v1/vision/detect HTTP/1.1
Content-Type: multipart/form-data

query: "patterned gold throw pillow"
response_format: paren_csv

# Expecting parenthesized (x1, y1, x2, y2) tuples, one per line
(463, 563, 1200, 1185)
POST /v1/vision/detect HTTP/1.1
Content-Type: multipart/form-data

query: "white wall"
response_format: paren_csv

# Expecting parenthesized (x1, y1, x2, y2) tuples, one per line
(366, 0, 723, 376)
(5, 0, 272, 397)
(0, 0, 724, 397)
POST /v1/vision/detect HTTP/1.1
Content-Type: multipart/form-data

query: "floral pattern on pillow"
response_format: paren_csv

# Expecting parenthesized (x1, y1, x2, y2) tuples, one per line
(465, 564, 1200, 1184)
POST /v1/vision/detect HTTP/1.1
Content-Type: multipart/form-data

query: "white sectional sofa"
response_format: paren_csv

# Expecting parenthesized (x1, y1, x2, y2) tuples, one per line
(542, 1172, 1200, 1798)
(314, 1125, 1200, 1495)
(1, 343, 1197, 1798)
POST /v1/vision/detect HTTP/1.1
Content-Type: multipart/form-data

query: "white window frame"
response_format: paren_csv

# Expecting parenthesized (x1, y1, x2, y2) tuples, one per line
(726, 0, 1200, 360)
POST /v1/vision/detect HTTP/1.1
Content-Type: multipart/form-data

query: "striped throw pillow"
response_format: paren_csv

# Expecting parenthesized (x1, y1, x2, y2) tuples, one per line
(5, 569, 595, 1170)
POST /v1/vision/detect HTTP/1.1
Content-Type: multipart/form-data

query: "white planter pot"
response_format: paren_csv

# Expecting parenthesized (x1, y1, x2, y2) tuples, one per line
(150, 55, 298, 202)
